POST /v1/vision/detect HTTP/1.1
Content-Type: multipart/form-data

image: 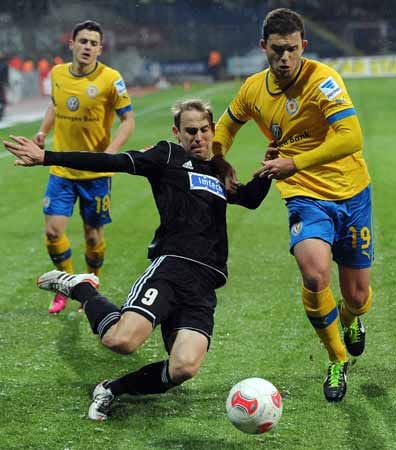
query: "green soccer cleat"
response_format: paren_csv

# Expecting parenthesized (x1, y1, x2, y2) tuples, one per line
(323, 361, 348, 402)
(343, 317, 366, 357)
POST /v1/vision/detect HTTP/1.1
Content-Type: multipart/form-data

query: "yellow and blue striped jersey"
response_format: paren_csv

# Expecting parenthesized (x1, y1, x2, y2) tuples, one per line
(215, 58, 370, 200)
(50, 62, 132, 180)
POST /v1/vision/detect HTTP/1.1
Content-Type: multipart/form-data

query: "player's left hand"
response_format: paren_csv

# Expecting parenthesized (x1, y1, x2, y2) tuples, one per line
(3, 135, 45, 166)
(254, 157, 297, 180)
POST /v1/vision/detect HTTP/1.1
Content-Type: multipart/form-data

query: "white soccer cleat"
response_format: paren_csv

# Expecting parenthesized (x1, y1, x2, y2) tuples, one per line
(37, 270, 99, 297)
(88, 381, 114, 421)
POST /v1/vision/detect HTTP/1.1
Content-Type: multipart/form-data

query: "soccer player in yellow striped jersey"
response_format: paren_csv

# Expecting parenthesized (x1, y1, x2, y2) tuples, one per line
(213, 8, 373, 402)
(33, 20, 135, 314)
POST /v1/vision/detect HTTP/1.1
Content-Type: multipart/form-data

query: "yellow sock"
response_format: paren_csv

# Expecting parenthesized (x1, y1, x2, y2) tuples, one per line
(340, 286, 373, 328)
(302, 285, 348, 362)
(85, 239, 106, 275)
(46, 234, 73, 273)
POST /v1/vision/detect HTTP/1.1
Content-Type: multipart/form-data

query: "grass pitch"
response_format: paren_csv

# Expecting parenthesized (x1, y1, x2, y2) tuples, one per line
(0, 79, 395, 450)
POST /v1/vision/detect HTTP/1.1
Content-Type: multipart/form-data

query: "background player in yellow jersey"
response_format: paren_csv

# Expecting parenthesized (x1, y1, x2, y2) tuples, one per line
(213, 8, 373, 402)
(34, 20, 135, 314)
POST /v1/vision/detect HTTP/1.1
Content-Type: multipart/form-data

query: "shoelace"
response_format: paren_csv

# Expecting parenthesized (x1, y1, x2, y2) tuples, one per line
(347, 320, 361, 344)
(328, 363, 345, 387)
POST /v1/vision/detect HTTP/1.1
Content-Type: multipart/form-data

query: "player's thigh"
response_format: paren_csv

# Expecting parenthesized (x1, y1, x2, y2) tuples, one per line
(44, 214, 69, 237)
(77, 178, 112, 228)
(293, 238, 332, 288)
(102, 311, 152, 352)
(168, 329, 209, 379)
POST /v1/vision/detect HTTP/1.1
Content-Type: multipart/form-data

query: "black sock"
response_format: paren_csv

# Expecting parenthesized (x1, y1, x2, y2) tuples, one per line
(71, 283, 120, 336)
(106, 360, 178, 396)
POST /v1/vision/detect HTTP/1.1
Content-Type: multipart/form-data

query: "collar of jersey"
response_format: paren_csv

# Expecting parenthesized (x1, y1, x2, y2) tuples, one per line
(69, 61, 99, 78)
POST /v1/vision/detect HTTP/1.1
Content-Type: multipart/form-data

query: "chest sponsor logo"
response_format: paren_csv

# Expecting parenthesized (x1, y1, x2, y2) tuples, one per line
(66, 96, 79, 111)
(188, 172, 226, 200)
(114, 78, 127, 95)
(270, 123, 283, 141)
(319, 76, 342, 100)
(285, 98, 299, 115)
(86, 85, 99, 98)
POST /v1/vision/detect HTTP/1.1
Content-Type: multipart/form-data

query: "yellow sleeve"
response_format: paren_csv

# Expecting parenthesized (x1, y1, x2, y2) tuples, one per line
(213, 110, 244, 156)
(293, 115, 363, 170)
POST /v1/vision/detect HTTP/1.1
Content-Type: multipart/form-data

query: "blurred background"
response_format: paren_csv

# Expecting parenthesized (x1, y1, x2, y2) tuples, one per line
(0, 0, 395, 114)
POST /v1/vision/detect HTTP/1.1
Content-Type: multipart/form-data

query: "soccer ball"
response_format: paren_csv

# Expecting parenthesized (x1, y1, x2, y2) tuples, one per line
(226, 377, 282, 434)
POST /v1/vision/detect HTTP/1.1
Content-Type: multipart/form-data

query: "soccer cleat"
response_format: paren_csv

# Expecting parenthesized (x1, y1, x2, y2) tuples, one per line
(343, 317, 365, 357)
(88, 381, 114, 421)
(48, 292, 68, 314)
(37, 270, 99, 297)
(323, 361, 348, 402)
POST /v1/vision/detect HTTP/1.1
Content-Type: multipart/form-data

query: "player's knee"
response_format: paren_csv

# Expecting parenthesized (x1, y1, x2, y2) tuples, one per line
(101, 333, 139, 355)
(170, 357, 201, 384)
(302, 271, 329, 292)
(45, 227, 63, 241)
(86, 236, 100, 247)
(344, 286, 370, 310)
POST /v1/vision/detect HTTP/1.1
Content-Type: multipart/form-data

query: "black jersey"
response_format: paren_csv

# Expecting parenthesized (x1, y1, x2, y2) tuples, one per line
(44, 141, 271, 278)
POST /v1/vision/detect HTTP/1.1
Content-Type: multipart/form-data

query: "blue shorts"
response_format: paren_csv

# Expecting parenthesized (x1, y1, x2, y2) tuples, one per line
(43, 174, 112, 227)
(286, 185, 373, 268)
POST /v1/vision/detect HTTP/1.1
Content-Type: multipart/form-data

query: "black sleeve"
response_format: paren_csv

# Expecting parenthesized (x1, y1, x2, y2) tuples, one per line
(227, 175, 271, 209)
(43, 151, 136, 173)
(43, 141, 171, 176)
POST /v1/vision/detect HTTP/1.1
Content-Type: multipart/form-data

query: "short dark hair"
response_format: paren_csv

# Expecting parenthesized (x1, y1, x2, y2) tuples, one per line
(72, 20, 103, 42)
(262, 8, 304, 41)
(172, 99, 214, 130)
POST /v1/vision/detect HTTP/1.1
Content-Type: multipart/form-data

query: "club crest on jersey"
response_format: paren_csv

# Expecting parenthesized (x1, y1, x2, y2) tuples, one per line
(285, 98, 299, 115)
(114, 78, 127, 95)
(319, 76, 342, 100)
(66, 96, 79, 111)
(86, 85, 99, 98)
(188, 172, 226, 200)
(291, 221, 303, 236)
(270, 123, 283, 141)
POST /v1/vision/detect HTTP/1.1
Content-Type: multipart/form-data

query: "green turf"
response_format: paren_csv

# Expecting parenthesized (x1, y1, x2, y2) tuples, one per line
(0, 79, 395, 449)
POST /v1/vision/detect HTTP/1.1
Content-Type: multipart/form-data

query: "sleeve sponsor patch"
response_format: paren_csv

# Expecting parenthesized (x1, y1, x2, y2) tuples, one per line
(114, 78, 127, 95)
(318, 76, 342, 100)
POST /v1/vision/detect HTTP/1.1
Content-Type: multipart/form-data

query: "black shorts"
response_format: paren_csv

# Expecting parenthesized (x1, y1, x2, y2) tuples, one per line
(121, 255, 225, 351)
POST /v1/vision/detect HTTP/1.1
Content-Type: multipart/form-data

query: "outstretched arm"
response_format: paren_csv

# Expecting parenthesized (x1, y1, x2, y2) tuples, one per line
(3, 135, 135, 173)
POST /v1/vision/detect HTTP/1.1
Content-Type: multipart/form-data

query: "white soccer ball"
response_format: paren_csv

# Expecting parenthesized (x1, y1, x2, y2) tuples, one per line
(226, 377, 282, 434)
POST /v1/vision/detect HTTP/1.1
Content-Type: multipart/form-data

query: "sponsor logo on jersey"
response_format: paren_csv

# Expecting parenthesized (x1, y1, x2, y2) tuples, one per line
(319, 76, 342, 100)
(278, 130, 309, 147)
(66, 96, 79, 111)
(285, 98, 299, 115)
(270, 123, 283, 141)
(291, 221, 303, 236)
(114, 78, 127, 95)
(86, 85, 99, 98)
(188, 172, 226, 200)
(182, 160, 194, 170)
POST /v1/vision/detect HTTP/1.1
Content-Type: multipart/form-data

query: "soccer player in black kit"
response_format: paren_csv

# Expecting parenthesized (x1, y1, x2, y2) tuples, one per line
(4, 99, 271, 421)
